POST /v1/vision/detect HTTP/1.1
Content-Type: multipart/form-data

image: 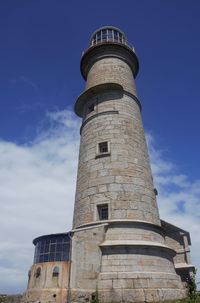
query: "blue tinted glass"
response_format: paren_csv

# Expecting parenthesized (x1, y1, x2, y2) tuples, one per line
(50, 244, 56, 252)
(114, 31, 118, 39)
(56, 244, 62, 252)
(63, 243, 69, 250)
(44, 244, 49, 253)
(39, 254, 44, 262)
(49, 253, 55, 261)
(96, 32, 101, 41)
(50, 237, 57, 243)
(40, 242, 45, 253)
(62, 251, 69, 259)
(44, 254, 49, 262)
(55, 253, 61, 261)
(34, 235, 71, 264)
(108, 29, 113, 40)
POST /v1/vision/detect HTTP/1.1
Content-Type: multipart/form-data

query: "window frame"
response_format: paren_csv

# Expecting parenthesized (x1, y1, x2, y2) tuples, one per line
(97, 203, 109, 221)
(95, 141, 110, 159)
(35, 267, 41, 278)
(52, 266, 60, 278)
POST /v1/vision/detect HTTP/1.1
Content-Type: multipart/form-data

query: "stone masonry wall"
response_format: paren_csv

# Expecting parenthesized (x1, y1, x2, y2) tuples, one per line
(73, 92, 160, 228)
(85, 57, 137, 96)
(23, 262, 69, 303)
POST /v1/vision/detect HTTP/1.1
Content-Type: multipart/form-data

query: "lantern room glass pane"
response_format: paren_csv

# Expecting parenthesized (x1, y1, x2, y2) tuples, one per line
(89, 28, 129, 48)
(107, 29, 113, 40)
(102, 29, 107, 41)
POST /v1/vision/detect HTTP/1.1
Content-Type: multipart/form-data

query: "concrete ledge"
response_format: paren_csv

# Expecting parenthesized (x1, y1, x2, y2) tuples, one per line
(100, 240, 175, 253)
(175, 263, 195, 269)
(99, 271, 181, 280)
(75, 219, 164, 233)
(75, 83, 122, 117)
(75, 83, 142, 117)
(80, 42, 139, 80)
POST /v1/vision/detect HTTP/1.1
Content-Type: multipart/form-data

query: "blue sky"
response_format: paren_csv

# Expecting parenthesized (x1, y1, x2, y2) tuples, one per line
(1, 0, 200, 179)
(0, 0, 200, 294)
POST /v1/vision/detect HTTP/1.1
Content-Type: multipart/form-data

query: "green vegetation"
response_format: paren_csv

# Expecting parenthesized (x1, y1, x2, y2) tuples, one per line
(187, 270, 198, 303)
(90, 288, 99, 303)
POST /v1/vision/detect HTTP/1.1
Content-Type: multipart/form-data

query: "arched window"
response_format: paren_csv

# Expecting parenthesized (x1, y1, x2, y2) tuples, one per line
(35, 267, 41, 278)
(52, 266, 59, 277)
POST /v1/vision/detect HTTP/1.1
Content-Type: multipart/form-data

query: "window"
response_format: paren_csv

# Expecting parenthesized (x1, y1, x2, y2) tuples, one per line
(98, 204, 108, 220)
(95, 141, 110, 159)
(114, 30, 118, 41)
(35, 267, 41, 278)
(107, 29, 113, 41)
(88, 103, 94, 114)
(96, 32, 101, 42)
(102, 29, 107, 41)
(99, 142, 108, 153)
(154, 188, 158, 196)
(52, 266, 59, 277)
(90, 28, 127, 47)
(34, 234, 71, 264)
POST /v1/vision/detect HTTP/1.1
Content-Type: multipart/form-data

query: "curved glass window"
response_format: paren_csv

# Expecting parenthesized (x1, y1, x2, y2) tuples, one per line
(33, 234, 71, 264)
(90, 28, 128, 48)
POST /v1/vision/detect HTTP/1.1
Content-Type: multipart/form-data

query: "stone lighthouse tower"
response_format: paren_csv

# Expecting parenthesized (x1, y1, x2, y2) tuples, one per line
(23, 26, 194, 303)
(70, 26, 187, 302)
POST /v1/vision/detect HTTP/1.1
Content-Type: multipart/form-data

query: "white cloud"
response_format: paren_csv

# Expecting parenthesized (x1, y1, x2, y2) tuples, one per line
(0, 110, 80, 294)
(147, 134, 200, 287)
(0, 111, 199, 294)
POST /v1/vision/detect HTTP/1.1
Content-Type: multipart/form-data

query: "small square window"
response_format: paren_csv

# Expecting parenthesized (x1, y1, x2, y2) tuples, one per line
(95, 141, 110, 159)
(88, 104, 94, 113)
(97, 204, 108, 220)
(99, 142, 108, 153)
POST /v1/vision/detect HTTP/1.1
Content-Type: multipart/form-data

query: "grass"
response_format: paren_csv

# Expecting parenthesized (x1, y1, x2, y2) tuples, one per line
(158, 296, 200, 303)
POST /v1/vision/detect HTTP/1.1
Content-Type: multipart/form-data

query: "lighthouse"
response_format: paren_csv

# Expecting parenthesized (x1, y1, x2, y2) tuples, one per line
(23, 27, 194, 303)
(70, 26, 190, 302)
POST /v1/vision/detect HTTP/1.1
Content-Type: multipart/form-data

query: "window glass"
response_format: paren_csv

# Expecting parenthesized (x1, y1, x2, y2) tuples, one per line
(96, 31, 101, 42)
(49, 253, 55, 261)
(55, 253, 62, 261)
(56, 243, 62, 252)
(119, 32, 123, 43)
(52, 266, 59, 277)
(88, 103, 94, 114)
(44, 254, 49, 262)
(107, 29, 113, 41)
(102, 29, 107, 41)
(44, 244, 49, 253)
(34, 234, 71, 264)
(40, 242, 45, 253)
(63, 243, 69, 250)
(98, 204, 109, 220)
(35, 267, 41, 278)
(62, 251, 69, 260)
(114, 30, 118, 42)
(99, 142, 108, 153)
(40, 254, 44, 263)
(50, 244, 56, 252)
